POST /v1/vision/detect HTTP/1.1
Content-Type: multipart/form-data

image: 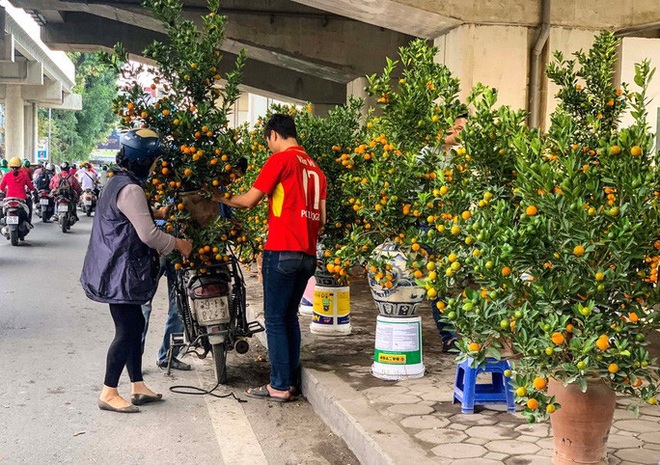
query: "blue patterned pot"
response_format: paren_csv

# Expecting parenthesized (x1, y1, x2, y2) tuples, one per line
(368, 242, 425, 316)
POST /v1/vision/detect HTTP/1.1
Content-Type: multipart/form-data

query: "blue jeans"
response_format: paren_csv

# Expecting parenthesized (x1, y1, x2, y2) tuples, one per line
(262, 250, 316, 391)
(432, 299, 456, 344)
(141, 257, 184, 363)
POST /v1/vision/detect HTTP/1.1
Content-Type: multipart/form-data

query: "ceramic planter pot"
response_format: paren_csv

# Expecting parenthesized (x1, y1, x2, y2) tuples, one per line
(547, 377, 615, 465)
(368, 242, 425, 316)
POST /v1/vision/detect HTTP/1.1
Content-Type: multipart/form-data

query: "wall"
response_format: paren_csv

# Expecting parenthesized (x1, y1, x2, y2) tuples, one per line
(434, 25, 530, 111)
(542, 27, 602, 129)
(618, 37, 660, 147)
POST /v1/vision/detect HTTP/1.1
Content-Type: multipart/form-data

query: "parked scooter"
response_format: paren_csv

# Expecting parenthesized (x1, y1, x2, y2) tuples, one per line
(1, 197, 31, 245)
(36, 189, 55, 222)
(79, 189, 97, 217)
(171, 257, 264, 383)
(55, 194, 77, 233)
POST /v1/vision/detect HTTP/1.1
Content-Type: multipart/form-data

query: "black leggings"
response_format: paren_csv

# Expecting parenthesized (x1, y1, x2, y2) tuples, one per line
(104, 303, 145, 388)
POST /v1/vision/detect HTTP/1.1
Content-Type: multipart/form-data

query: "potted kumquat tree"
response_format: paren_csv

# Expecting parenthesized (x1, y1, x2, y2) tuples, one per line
(103, 0, 247, 269)
(437, 32, 660, 464)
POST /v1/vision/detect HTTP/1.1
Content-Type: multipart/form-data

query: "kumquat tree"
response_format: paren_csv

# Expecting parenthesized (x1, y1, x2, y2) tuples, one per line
(436, 32, 660, 422)
(325, 39, 465, 286)
(102, 0, 247, 270)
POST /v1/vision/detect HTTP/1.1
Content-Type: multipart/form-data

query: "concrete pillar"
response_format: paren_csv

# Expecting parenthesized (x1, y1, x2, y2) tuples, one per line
(5, 84, 24, 160)
(346, 77, 375, 120)
(311, 103, 333, 117)
(346, 77, 369, 102)
(434, 25, 530, 111)
(24, 102, 38, 162)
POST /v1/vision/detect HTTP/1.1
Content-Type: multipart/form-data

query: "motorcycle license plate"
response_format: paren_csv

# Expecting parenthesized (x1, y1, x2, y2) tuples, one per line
(194, 297, 229, 323)
(40, 199, 49, 205)
(58, 204, 69, 212)
(6, 216, 18, 225)
(84, 200, 92, 206)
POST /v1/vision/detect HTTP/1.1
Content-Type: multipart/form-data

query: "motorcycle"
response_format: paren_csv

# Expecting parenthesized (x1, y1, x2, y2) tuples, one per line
(171, 256, 264, 384)
(1, 197, 31, 245)
(80, 189, 97, 217)
(55, 194, 77, 233)
(36, 189, 55, 222)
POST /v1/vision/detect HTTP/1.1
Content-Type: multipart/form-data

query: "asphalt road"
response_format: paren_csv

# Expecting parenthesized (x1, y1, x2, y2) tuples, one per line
(0, 214, 357, 465)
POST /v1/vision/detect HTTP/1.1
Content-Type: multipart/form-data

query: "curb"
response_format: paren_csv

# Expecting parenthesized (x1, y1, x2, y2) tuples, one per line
(301, 367, 435, 465)
(248, 303, 434, 465)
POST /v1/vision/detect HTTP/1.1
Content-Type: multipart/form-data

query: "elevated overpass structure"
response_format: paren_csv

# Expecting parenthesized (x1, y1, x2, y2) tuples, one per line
(13, 0, 660, 128)
(0, 4, 80, 162)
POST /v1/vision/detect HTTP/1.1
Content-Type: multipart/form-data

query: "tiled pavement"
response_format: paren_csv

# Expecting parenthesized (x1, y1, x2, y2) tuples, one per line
(244, 272, 660, 465)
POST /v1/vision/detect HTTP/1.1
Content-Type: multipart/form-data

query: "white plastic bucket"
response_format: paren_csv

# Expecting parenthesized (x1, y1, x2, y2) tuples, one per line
(372, 315, 425, 380)
(310, 285, 351, 335)
(298, 276, 315, 315)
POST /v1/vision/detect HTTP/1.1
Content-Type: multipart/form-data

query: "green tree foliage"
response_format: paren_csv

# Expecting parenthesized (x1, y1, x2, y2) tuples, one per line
(38, 52, 118, 163)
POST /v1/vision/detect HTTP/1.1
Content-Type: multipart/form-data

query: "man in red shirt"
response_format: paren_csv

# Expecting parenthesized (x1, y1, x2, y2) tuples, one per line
(214, 114, 326, 402)
(0, 157, 35, 224)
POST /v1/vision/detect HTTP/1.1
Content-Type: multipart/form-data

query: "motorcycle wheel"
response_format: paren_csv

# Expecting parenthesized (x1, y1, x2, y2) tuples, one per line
(86, 209, 91, 217)
(10, 229, 18, 246)
(42, 210, 48, 222)
(60, 215, 68, 233)
(211, 342, 228, 384)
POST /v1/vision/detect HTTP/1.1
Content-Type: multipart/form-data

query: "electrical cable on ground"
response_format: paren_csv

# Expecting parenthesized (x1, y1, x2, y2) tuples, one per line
(169, 381, 247, 403)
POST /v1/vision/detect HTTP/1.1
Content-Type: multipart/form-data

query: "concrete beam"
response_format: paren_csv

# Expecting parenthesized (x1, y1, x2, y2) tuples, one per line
(43, 13, 346, 105)
(43, 91, 82, 110)
(0, 32, 15, 62)
(0, 60, 43, 85)
(291, 0, 461, 38)
(41, 9, 410, 84)
(23, 80, 62, 103)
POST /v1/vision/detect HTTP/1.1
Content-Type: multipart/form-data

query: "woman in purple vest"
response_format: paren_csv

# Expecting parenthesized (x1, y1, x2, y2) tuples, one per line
(81, 128, 192, 413)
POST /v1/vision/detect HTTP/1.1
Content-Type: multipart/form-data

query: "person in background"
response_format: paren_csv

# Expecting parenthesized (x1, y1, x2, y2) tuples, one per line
(213, 114, 326, 402)
(77, 163, 99, 195)
(432, 113, 468, 352)
(69, 163, 78, 177)
(21, 159, 33, 179)
(0, 159, 9, 175)
(80, 128, 192, 414)
(34, 163, 55, 192)
(141, 201, 191, 372)
(0, 157, 35, 226)
(50, 162, 82, 221)
(98, 165, 110, 189)
(32, 163, 44, 181)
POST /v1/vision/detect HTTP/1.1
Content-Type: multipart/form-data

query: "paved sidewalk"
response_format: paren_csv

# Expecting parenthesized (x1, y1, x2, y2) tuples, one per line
(243, 272, 660, 465)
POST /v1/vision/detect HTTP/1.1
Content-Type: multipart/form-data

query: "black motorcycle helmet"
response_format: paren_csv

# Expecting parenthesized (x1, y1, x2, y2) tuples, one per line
(60, 162, 70, 172)
(116, 128, 163, 180)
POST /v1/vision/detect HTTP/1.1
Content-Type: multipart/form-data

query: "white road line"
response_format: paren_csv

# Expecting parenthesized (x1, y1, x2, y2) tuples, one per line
(194, 359, 269, 465)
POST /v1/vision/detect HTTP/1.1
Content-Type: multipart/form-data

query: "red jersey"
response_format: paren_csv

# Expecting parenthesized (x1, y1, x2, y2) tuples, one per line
(0, 169, 34, 199)
(253, 146, 326, 256)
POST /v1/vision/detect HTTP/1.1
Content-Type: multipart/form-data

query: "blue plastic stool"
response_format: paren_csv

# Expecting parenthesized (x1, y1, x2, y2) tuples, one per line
(453, 357, 515, 414)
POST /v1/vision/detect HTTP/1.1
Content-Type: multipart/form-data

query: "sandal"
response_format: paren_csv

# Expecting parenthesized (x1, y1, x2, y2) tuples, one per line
(442, 337, 458, 353)
(246, 385, 293, 403)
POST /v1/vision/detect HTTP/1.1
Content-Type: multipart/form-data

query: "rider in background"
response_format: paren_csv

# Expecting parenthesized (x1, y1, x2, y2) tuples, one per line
(98, 165, 110, 189)
(21, 159, 33, 179)
(0, 157, 35, 225)
(77, 163, 99, 195)
(50, 162, 82, 203)
(34, 163, 56, 193)
(50, 162, 82, 220)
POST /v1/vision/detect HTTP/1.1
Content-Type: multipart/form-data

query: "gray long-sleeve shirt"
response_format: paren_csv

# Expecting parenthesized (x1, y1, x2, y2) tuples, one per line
(116, 184, 176, 255)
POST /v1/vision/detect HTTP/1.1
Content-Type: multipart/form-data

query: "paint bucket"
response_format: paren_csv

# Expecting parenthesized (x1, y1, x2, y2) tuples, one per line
(372, 315, 425, 380)
(310, 285, 351, 335)
(299, 276, 315, 315)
